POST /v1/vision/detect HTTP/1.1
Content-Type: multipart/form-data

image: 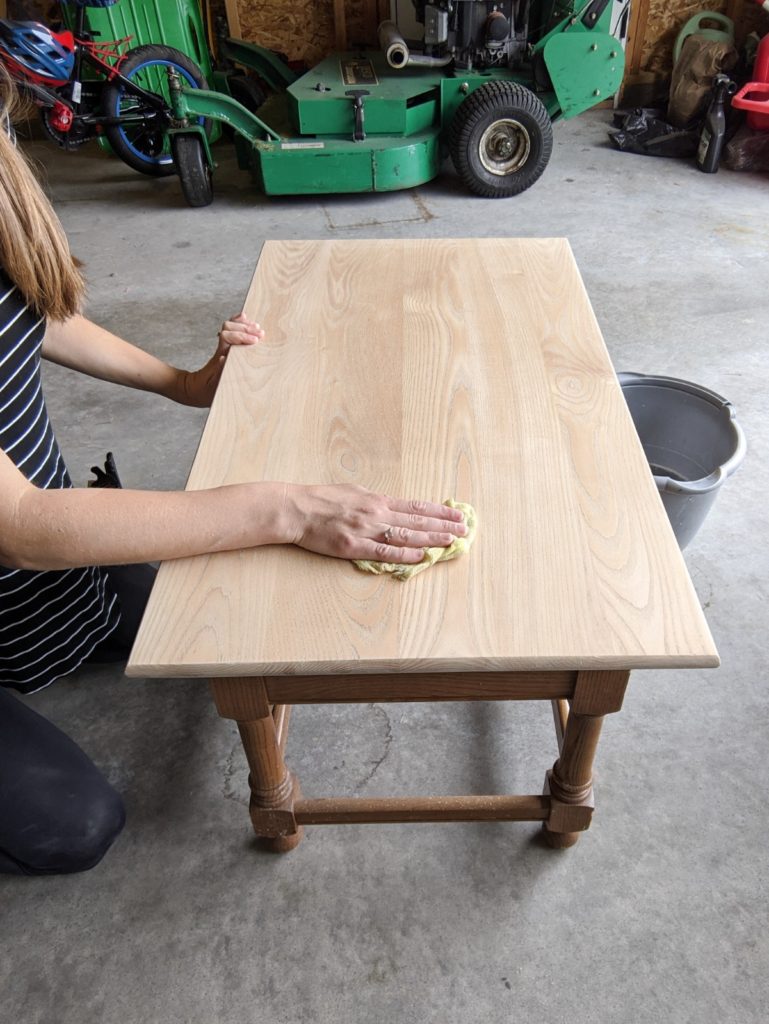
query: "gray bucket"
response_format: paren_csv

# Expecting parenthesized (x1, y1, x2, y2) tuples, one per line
(619, 372, 746, 549)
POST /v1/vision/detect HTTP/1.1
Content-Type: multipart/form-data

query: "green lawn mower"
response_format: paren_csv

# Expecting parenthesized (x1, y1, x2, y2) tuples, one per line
(168, 0, 628, 206)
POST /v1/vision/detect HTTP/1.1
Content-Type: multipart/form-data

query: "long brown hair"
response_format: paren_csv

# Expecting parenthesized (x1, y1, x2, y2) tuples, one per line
(0, 65, 84, 320)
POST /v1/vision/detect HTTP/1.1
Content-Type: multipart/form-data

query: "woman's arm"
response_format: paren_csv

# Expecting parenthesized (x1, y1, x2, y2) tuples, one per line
(42, 313, 263, 408)
(0, 448, 466, 571)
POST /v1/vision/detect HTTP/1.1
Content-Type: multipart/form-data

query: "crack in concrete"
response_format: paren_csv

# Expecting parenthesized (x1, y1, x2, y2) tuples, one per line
(355, 704, 393, 793)
(411, 190, 436, 221)
(321, 191, 435, 232)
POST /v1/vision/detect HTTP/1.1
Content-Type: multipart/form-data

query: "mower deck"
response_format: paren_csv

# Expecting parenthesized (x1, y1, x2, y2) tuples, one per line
(227, 53, 553, 195)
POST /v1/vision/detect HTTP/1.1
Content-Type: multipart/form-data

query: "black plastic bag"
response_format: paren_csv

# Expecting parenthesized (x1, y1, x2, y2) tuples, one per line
(608, 107, 701, 158)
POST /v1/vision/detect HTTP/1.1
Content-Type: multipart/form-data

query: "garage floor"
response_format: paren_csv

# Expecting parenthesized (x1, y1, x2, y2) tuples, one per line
(2, 111, 767, 1023)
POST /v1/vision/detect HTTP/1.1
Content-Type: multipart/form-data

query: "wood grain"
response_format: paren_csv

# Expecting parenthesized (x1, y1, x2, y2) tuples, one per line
(231, 0, 384, 64)
(127, 239, 718, 678)
(333, 0, 347, 50)
(223, 0, 242, 39)
(293, 795, 550, 824)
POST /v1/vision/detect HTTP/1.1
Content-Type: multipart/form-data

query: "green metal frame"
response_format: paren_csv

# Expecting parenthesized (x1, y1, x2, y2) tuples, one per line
(217, 37, 298, 92)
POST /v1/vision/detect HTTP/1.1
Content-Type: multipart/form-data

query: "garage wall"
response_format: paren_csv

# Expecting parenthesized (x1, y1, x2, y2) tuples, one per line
(224, 0, 389, 65)
(633, 0, 766, 76)
(224, 1, 768, 77)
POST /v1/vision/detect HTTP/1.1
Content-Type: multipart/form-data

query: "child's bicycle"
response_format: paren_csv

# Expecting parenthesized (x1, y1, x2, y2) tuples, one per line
(0, 0, 208, 176)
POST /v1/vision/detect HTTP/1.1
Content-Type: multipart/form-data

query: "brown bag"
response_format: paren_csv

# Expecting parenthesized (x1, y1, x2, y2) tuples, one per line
(667, 33, 738, 128)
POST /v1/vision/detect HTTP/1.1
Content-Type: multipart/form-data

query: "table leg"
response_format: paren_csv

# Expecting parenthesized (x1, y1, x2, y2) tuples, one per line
(210, 678, 303, 852)
(542, 670, 630, 848)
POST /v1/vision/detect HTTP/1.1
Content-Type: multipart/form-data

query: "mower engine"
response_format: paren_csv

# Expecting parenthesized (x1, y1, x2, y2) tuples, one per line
(411, 0, 531, 70)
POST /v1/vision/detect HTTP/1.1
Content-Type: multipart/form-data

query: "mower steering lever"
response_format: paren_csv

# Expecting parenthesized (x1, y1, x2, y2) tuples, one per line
(345, 89, 370, 142)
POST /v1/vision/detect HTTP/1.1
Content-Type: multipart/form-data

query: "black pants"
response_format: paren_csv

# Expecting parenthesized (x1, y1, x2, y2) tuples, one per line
(0, 563, 155, 876)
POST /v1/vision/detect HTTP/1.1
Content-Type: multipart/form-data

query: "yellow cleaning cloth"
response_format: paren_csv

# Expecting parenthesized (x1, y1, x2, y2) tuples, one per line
(353, 499, 477, 581)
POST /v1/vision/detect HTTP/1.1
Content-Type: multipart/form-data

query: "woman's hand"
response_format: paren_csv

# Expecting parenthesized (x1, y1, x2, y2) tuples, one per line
(282, 484, 468, 564)
(177, 313, 264, 407)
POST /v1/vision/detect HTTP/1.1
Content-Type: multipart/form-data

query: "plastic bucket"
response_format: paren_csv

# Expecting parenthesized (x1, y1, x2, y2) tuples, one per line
(618, 372, 746, 549)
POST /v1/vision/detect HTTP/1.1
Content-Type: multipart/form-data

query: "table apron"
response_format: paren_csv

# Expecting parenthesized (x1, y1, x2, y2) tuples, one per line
(261, 671, 576, 705)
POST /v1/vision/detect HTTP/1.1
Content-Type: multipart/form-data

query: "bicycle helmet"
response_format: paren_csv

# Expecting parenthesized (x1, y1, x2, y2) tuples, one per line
(0, 22, 75, 86)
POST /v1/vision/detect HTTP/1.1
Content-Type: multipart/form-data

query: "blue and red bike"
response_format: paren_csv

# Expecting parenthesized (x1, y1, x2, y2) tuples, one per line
(0, 0, 207, 176)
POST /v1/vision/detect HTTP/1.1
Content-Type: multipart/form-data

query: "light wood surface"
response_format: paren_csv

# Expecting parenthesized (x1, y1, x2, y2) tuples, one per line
(127, 238, 718, 678)
(223, 0, 242, 38)
(333, 0, 347, 50)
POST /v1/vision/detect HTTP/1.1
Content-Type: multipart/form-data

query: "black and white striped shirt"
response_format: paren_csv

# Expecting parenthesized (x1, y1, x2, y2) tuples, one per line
(1, 267, 119, 693)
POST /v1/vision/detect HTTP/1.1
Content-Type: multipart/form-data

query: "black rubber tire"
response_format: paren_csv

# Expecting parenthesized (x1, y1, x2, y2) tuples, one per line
(226, 73, 267, 113)
(172, 133, 214, 208)
(448, 81, 553, 198)
(101, 44, 209, 177)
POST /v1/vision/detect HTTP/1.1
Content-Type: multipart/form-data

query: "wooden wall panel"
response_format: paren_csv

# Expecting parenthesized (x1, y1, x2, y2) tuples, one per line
(635, 0, 767, 77)
(236, 0, 332, 64)
(734, 1, 769, 45)
(9, 1, 57, 17)
(231, 0, 387, 65)
(642, 1, 727, 74)
(226, 1, 766, 75)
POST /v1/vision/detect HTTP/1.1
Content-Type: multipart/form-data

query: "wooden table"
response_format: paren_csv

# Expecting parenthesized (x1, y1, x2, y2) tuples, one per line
(127, 238, 718, 851)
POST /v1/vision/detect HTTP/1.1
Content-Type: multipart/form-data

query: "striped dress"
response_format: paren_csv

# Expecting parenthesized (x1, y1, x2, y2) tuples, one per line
(0, 267, 119, 694)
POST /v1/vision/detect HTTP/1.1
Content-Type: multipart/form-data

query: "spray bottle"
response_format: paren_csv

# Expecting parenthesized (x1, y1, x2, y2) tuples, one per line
(697, 74, 737, 173)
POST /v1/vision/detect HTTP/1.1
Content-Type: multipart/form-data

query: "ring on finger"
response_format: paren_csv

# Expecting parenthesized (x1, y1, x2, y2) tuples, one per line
(383, 526, 393, 543)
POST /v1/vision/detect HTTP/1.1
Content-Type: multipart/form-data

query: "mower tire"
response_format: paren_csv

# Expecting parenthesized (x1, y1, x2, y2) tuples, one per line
(448, 81, 553, 198)
(172, 133, 214, 208)
(226, 73, 267, 113)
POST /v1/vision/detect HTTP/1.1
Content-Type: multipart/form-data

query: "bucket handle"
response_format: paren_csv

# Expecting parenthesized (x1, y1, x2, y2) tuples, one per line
(661, 467, 727, 495)
(617, 371, 747, 494)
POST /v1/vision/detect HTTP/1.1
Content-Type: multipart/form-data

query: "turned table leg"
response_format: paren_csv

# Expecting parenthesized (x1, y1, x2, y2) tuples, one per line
(543, 670, 630, 848)
(210, 678, 303, 852)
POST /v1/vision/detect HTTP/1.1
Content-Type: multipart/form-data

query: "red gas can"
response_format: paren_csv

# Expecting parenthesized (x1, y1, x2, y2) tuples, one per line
(732, 32, 769, 129)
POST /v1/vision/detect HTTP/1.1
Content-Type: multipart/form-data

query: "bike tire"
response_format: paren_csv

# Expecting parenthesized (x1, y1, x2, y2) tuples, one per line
(172, 133, 214, 208)
(101, 44, 209, 178)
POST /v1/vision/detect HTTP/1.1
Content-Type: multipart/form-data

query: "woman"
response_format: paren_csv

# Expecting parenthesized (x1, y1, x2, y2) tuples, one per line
(0, 69, 466, 875)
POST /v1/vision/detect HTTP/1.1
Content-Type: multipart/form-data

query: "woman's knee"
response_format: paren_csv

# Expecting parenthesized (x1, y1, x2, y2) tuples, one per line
(42, 779, 126, 874)
(0, 689, 126, 875)
(2, 776, 125, 876)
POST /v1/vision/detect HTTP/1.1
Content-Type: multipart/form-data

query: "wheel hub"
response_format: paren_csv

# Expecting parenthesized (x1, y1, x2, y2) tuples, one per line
(479, 118, 531, 176)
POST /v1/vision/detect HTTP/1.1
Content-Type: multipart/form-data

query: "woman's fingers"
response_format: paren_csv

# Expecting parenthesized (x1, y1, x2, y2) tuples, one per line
(372, 500, 468, 550)
(380, 512, 467, 541)
(288, 484, 468, 564)
(375, 524, 456, 549)
(219, 316, 264, 348)
(353, 540, 426, 563)
(385, 497, 466, 524)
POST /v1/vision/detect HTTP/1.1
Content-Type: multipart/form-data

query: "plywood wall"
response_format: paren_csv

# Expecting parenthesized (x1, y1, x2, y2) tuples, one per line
(229, 0, 388, 66)
(637, 0, 766, 75)
(9, 1, 57, 17)
(226, 0, 768, 74)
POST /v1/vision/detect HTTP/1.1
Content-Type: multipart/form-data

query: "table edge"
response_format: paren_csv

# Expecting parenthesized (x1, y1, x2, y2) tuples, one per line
(125, 653, 720, 678)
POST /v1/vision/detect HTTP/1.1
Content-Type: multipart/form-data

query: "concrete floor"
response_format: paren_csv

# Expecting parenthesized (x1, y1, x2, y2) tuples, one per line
(2, 111, 767, 1023)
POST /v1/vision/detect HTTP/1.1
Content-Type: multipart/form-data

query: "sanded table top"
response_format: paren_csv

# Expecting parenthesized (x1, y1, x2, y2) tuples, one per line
(127, 238, 718, 678)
